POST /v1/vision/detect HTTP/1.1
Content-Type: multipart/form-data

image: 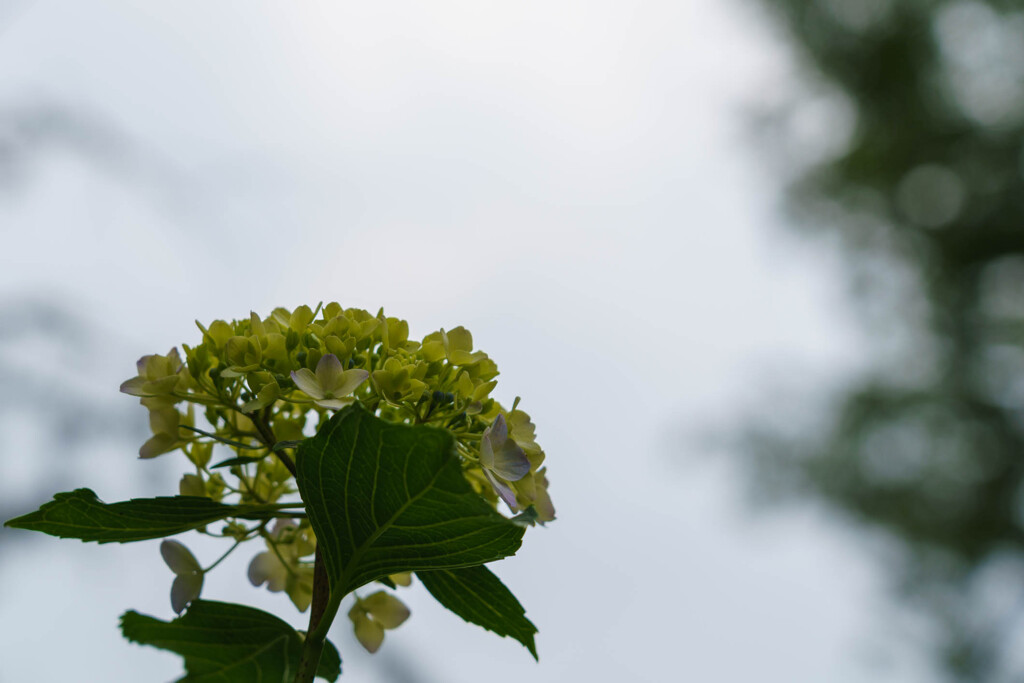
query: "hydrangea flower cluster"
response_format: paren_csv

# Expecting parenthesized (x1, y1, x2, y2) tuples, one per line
(121, 303, 554, 653)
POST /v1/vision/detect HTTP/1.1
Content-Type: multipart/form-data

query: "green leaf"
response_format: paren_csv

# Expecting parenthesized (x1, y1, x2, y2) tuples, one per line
(179, 425, 263, 450)
(418, 565, 538, 659)
(314, 639, 342, 682)
(509, 505, 541, 528)
(4, 489, 294, 543)
(295, 403, 525, 597)
(121, 600, 341, 682)
(180, 425, 299, 455)
(211, 456, 266, 469)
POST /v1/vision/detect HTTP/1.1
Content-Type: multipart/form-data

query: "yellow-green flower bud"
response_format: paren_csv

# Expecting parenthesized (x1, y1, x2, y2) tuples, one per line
(388, 572, 412, 587)
(139, 405, 191, 459)
(179, 473, 205, 497)
(289, 305, 314, 332)
(372, 358, 428, 404)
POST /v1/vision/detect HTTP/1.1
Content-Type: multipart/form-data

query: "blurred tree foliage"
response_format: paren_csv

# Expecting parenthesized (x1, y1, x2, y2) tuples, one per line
(745, 0, 1024, 679)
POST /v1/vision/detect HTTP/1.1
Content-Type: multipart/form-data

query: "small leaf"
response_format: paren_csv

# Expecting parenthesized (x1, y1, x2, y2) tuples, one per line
(315, 640, 342, 682)
(179, 425, 262, 450)
(4, 489, 292, 543)
(295, 403, 525, 598)
(211, 456, 266, 469)
(121, 600, 341, 682)
(509, 506, 540, 528)
(418, 565, 538, 659)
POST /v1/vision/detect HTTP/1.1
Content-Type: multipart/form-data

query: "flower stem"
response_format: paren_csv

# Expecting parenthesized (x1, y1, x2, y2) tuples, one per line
(201, 538, 243, 573)
(245, 408, 297, 477)
(242, 387, 335, 682)
(293, 549, 339, 683)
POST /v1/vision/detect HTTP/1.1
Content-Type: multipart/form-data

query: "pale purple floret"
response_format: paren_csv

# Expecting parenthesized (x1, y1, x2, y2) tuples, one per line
(480, 414, 531, 510)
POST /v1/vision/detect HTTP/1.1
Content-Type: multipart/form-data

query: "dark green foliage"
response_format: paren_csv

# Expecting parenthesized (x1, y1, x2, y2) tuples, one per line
(3, 489, 287, 542)
(121, 600, 340, 682)
(211, 456, 267, 469)
(294, 403, 525, 597)
(418, 565, 538, 659)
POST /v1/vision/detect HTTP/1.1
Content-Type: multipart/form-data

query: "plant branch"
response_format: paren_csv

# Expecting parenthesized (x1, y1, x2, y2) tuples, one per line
(245, 406, 335, 681)
(293, 548, 338, 683)
(245, 408, 297, 477)
(308, 548, 330, 634)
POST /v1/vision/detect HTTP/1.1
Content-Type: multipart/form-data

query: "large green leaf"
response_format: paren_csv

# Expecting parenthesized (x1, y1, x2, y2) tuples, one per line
(121, 600, 341, 682)
(295, 403, 525, 597)
(418, 565, 538, 659)
(3, 488, 293, 543)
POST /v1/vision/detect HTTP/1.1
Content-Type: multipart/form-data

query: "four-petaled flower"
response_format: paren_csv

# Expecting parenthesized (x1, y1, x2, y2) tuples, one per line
(421, 327, 487, 366)
(247, 520, 316, 611)
(160, 539, 203, 614)
(290, 354, 369, 409)
(480, 413, 531, 510)
(348, 591, 411, 653)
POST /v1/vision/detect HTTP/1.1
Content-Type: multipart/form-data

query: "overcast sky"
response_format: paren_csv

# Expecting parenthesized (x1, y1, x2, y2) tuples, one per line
(0, 2, 938, 681)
